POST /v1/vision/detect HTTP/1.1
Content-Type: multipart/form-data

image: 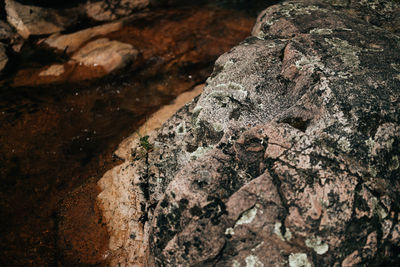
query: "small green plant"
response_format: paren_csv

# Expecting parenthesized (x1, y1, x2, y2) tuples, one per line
(139, 135, 153, 152)
(131, 132, 154, 160)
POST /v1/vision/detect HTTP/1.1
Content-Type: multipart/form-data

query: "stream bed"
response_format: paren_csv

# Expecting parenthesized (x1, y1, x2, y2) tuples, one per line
(0, 3, 275, 266)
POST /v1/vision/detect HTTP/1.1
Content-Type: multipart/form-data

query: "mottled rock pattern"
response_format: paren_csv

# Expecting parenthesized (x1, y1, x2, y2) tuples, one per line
(5, 0, 80, 39)
(97, 0, 400, 266)
(85, 0, 149, 21)
(326, 0, 400, 34)
(71, 38, 138, 73)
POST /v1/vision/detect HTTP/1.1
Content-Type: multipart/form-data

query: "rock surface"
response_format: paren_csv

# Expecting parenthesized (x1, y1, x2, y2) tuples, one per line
(0, 19, 23, 52)
(44, 21, 123, 54)
(97, 0, 400, 266)
(71, 38, 138, 73)
(327, 0, 400, 34)
(5, 0, 80, 39)
(85, 0, 149, 21)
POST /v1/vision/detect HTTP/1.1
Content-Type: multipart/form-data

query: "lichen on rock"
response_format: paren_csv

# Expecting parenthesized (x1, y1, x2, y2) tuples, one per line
(96, 0, 400, 265)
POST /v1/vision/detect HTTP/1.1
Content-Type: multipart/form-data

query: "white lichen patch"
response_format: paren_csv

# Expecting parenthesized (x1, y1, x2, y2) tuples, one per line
(225, 227, 235, 236)
(255, 3, 327, 38)
(212, 122, 223, 133)
(371, 196, 388, 219)
(223, 59, 235, 69)
(365, 138, 375, 155)
(176, 122, 186, 135)
(245, 255, 264, 267)
(390, 155, 399, 171)
(360, 0, 396, 12)
(310, 28, 333, 35)
(305, 236, 329, 255)
(295, 55, 325, 73)
(391, 63, 400, 72)
(324, 37, 361, 67)
(280, 3, 325, 17)
(289, 253, 311, 267)
(273, 222, 292, 241)
(338, 137, 351, 152)
(232, 260, 241, 267)
(235, 206, 258, 226)
(214, 83, 248, 101)
(190, 146, 213, 161)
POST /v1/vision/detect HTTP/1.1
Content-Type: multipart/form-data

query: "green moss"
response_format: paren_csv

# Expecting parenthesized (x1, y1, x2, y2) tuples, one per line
(139, 135, 153, 151)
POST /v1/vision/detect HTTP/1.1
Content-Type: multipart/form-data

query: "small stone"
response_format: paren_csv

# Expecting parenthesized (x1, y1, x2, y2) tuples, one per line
(71, 38, 138, 73)
(5, 0, 80, 39)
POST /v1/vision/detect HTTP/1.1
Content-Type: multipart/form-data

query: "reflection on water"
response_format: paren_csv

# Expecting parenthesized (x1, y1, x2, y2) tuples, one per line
(0, 4, 272, 266)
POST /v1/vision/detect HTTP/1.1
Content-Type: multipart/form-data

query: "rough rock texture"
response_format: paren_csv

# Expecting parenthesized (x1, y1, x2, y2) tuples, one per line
(5, 0, 80, 39)
(97, 0, 400, 265)
(326, 0, 400, 34)
(44, 21, 123, 54)
(85, 0, 149, 21)
(71, 38, 138, 73)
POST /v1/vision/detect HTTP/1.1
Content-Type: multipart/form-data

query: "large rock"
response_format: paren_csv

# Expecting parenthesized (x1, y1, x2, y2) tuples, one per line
(5, 0, 80, 39)
(97, 0, 400, 265)
(85, 0, 149, 21)
(71, 38, 138, 73)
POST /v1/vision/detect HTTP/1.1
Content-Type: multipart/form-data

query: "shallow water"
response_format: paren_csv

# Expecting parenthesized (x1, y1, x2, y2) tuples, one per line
(0, 4, 274, 266)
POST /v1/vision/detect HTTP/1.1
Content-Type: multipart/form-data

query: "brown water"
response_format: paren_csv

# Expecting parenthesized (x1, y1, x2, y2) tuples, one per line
(0, 5, 261, 266)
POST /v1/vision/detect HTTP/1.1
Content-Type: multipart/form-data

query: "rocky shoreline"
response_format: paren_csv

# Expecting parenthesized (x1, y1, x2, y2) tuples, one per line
(97, 0, 400, 266)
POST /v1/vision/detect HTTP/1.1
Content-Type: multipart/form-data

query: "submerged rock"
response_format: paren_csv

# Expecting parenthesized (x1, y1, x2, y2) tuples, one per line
(44, 21, 124, 54)
(71, 38, 138, 73)
(5, 0, 80, 39)
(96, 0, 399, 265)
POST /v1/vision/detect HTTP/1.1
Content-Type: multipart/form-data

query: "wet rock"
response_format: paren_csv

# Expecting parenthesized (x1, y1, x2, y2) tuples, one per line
(5, 0, 80, 39)
(0, 43, 8, 72)
(85, 0, 149, 21)
(44, 21, 123, 54)
(71, 38, 138, 73)
(39, 64, 65, 77)
(97, 0, 400, 265)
